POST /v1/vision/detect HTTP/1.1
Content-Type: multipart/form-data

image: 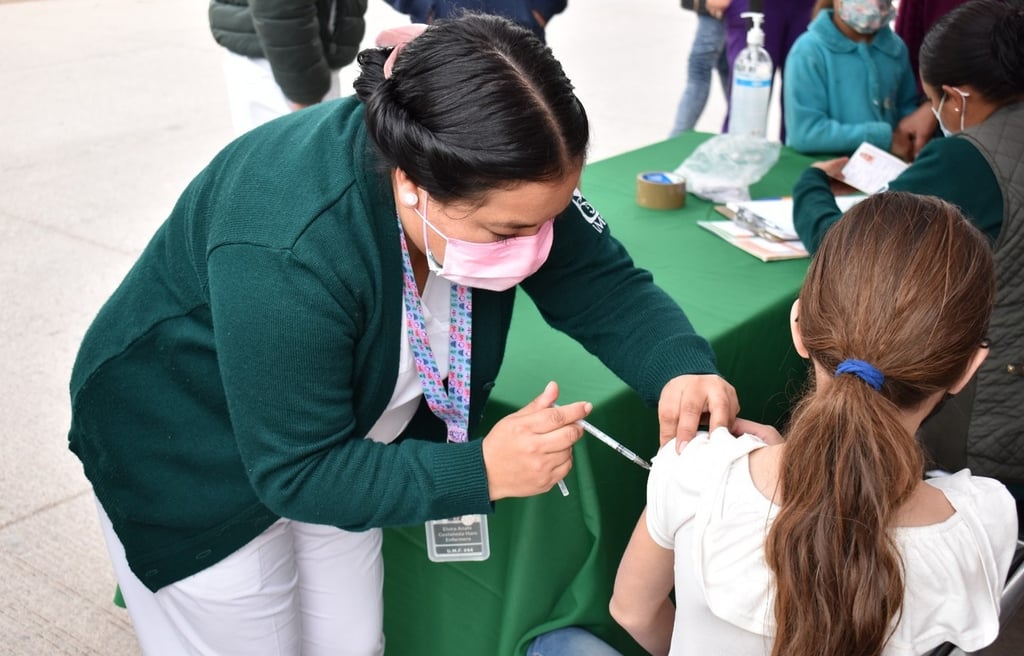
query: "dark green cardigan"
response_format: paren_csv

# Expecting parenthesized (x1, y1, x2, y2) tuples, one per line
(793, 135, 1004, 254)
(68, 98, 719, 591)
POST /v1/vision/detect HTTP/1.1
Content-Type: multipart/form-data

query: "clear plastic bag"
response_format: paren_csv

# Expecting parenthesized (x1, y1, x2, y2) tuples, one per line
(674, 134, 781, 203)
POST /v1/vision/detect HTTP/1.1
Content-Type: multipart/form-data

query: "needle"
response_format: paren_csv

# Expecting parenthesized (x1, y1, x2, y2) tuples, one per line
(553, 403, 652, 470)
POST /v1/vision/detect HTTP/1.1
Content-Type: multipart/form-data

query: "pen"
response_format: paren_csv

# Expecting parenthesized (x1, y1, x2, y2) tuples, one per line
(553, 403, 653, 471)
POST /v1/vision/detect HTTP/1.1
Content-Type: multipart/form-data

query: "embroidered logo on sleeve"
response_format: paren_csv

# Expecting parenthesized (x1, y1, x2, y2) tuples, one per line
(572, 189, 606, 234)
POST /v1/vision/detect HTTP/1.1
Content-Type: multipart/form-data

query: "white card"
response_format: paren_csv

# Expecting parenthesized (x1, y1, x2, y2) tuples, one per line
(425, 514, 490, 562)
(840, 142, 909, 194)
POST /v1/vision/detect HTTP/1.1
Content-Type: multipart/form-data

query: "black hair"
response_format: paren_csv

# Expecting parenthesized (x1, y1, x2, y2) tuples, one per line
(919, 0, 1024, 104)
(352, 13, 589, 204)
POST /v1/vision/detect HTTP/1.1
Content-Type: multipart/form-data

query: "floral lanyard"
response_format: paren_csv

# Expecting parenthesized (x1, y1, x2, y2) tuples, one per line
(396, 216, 473, 443)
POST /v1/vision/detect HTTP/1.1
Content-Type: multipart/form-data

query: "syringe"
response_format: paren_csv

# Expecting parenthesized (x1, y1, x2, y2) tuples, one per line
(554, 403, 652, 470)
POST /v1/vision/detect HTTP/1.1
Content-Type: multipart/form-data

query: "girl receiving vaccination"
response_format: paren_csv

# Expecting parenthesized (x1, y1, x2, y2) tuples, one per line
(611, 192, 1018, 656)
(784, 0, 919, 157)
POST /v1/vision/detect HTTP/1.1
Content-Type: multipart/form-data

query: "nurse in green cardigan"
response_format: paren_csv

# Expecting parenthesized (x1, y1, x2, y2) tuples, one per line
(68, 14, 738, 655)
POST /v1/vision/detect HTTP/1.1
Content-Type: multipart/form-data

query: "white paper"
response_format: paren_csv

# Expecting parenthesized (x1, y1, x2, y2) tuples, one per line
(726, 195, 868, 241)
(840, 142, 909, 194)
(697, 220, 810, 262)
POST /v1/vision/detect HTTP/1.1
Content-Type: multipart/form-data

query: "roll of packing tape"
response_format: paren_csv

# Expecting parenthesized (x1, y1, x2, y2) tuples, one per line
(636, 171, 687, 210)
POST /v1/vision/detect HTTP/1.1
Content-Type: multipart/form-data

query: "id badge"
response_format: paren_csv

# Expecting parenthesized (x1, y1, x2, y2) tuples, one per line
(425, 514, 490, 562)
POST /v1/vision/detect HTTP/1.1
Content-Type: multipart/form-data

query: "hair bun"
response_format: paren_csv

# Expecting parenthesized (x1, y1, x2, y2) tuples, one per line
(353, 48, 391, 104)
(991, 4, 1024, 91)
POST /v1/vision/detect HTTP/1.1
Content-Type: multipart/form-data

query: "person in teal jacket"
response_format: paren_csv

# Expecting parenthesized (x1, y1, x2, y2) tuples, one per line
(67, 14, 737, 655)
(783, 1, 919, 156)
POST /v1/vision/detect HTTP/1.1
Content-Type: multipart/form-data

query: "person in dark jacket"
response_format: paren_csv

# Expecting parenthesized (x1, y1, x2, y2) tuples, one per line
(208, 0, 368, 133)
(384, 0, 566, 41)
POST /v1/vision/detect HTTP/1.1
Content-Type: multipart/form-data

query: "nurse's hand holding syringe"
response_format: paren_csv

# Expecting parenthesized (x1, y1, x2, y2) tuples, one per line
(479, 382, 590, 501)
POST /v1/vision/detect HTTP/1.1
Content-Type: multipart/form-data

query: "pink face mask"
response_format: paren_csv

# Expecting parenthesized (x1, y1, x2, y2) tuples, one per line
(415, 199, 555, 292)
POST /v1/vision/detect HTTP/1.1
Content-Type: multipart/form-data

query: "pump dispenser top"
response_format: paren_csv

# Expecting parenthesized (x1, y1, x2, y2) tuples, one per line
(741, 11, 765, 47)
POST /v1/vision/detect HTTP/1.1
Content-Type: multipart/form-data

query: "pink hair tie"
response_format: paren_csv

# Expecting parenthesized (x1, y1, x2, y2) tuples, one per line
(376, 24, 428, 79)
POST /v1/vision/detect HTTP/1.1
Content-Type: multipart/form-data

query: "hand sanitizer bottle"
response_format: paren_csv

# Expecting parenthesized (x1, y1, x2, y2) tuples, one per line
(728, 12, 773, 138)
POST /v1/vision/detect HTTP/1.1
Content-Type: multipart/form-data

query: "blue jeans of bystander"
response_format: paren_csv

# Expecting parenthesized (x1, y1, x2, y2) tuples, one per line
(670, 14, 730, 136)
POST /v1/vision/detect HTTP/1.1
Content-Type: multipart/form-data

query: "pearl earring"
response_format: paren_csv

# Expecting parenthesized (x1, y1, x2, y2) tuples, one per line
(402, 192, 419, 207)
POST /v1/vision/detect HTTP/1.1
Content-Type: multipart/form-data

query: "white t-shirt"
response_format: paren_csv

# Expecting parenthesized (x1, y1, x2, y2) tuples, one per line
(646, 427, 1018, 656)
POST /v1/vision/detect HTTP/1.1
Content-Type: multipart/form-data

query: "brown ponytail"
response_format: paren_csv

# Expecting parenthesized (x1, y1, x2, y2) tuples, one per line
(766, 192, 995, 656)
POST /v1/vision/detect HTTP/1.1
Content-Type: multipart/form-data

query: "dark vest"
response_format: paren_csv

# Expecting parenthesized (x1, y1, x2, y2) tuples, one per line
(963, 102, 1024, 483)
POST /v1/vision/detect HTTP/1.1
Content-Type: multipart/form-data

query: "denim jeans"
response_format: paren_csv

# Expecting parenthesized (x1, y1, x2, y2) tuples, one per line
(670, 14, 730, 136)
(526, 626, 624, 656)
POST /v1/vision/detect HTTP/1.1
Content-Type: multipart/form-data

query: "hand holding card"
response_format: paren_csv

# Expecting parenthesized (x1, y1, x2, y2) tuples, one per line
(811, 157, 859, 195)
(839, 142, 910, 194)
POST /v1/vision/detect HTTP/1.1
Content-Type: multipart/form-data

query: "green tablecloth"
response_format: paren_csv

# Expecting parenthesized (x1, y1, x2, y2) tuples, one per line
(381, 133, 819, 655)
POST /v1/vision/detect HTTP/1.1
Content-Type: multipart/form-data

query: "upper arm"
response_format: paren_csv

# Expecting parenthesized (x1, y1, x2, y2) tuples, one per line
(783, 40, 830, 133)
(887, 138, 1003, 239)
(614, 439, 720, 614)
(206, 242, 361, 498)
(961, 477, 1019, 588)
(613, 509, 677, 615)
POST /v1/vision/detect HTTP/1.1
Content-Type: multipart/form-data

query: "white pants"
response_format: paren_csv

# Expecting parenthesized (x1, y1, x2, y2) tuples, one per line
(220, 50, 341, 136)
(98, 500, 385, 656)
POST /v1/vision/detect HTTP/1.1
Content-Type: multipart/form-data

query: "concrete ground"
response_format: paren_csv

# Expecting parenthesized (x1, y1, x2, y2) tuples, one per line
(0, 0, 1018, 654)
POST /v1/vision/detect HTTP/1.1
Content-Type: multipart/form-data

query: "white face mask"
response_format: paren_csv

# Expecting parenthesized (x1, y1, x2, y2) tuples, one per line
(931, 87, 970, 137)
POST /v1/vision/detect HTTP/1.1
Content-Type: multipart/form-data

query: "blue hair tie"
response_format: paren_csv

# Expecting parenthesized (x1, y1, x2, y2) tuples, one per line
(835, 359, 884, 391)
